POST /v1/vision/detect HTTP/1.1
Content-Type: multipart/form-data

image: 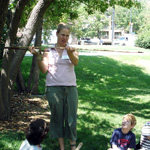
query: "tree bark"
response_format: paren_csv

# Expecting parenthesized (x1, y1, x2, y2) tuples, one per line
(0, 0, 9, 52)
(0, 0, 29, 120)
(0, 76, 6, 120)
(30, 56, 39, 94)
(9, 0, 54, 95)
(31, 18, 43, 94)
(0, 0, 54, 120)
(16, 68, 27, 92)
(27, 18, 43, 94)
(0, 0, 9, 120)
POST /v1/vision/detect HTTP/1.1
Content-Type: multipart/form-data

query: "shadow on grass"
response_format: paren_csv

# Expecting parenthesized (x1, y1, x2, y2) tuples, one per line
(75, 55, 150, 149)
(1, 55, 150, 149)
(0, 131, 24, 150)
(77, 114, 112, 150)
(43, 116, 112, 150)
(77, 56, 150, 118)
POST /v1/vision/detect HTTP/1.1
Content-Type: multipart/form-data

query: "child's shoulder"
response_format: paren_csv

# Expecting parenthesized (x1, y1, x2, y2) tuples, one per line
(19, 139, 42, 150)
(115, 128, 135, 136)
(113, 128, 122, 133)
(114, 128, 121, 131)
(127, 130, 135, 138)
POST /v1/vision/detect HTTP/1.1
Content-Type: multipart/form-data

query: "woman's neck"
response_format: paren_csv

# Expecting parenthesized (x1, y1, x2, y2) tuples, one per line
(55, 43, 66, 48)
(55, 43, 62, 48)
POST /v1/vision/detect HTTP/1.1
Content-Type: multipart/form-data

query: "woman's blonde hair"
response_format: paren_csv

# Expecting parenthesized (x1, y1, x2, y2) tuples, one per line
(123, 114, 137, 126)
(57, 22, 71, 33)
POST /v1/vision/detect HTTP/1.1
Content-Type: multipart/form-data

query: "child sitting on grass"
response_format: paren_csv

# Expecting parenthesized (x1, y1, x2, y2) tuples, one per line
(108, 114, 137, 150)
(19, 119, 49, 150)
(136, 121, 150, 150)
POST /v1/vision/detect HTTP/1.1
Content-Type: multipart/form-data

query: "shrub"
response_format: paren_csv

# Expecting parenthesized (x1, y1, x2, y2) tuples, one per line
(135, 31, 150, 49)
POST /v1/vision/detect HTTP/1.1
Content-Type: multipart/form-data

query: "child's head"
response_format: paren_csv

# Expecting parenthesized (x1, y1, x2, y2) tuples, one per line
(123, 114, 136, 126)
(26, 119, 49, 145)
(142, 121, 150, 140)
(122, 114, 136, 130)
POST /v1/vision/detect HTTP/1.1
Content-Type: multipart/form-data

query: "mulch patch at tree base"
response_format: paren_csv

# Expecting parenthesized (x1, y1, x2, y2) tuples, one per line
(0, 94, 50, 132)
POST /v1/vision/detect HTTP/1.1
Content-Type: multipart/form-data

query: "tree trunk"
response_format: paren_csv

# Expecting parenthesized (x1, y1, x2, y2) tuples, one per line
(0, 0, 9, 52)
(31, 18, 43, 94)
(30, 56, 39, 94)
(0, 0, 9, 120)
(27, 55, 37, 93)
(0, 0, 54, 120)
(9, 0, 54, 95)
(16, 68, 27, 92)
(0, 76, 6, 120)
(0, 0, 29, 120)
(27, 18, 43, 94)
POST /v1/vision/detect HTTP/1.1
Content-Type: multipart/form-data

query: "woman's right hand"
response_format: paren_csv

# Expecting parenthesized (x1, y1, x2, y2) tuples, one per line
(29, 46, 39, 56)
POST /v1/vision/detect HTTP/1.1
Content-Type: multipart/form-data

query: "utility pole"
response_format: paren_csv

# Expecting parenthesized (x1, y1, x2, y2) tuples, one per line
(129, 8, 133, 34)
(111, 6, 115, 45)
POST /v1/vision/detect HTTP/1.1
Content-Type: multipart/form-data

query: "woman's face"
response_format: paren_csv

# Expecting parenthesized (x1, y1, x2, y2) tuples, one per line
(56, 28, 70, 47)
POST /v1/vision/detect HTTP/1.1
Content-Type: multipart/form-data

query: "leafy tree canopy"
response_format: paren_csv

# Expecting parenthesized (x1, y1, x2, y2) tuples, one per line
(135, 0, 150, 49)
(7, 0, 141, 41)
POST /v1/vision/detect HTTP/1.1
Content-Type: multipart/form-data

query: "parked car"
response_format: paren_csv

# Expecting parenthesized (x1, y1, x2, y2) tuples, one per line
(78, 38, 92, 45)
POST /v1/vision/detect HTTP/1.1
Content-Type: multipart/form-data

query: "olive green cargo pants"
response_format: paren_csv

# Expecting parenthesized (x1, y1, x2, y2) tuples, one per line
(46, 86, 78, 141)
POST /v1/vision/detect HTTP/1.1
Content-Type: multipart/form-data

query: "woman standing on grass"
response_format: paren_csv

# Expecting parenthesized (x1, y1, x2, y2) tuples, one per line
(29, 22, 79, 150)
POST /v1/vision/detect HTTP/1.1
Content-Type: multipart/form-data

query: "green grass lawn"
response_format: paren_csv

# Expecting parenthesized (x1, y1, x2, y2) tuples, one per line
(1, 52, 150, 150)
(76, 55, 150, 149)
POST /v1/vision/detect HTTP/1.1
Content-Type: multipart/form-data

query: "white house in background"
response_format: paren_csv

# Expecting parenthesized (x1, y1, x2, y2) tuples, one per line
(78, 16, 127, 45)
(100, 16, 125, 45)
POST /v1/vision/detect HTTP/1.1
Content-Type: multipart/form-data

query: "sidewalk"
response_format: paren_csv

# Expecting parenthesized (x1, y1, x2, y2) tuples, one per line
(79, 51, 150, 56)
(25, 49, 150, 56)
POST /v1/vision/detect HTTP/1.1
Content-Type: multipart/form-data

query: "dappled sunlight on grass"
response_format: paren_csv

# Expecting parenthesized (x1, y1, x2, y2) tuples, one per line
(76, 55, 150, 149)
(2, 54, 149, 150)
(77, 114, 112, 150)
(110, 55, 150, 74)
(0, 131, 24, 149)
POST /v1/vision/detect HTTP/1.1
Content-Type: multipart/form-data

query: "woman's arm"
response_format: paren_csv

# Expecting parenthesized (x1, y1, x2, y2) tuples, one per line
(29, 46, 49, 74)
(65, 46, 79, 66)
(37, 52, 49, 74)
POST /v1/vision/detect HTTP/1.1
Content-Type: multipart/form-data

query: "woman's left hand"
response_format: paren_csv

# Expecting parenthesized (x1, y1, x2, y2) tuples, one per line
(65, 46, 76, 53)
(65, 46, 79, 66)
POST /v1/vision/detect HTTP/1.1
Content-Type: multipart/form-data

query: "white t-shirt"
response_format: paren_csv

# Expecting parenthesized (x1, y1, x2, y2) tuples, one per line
(140, 122, 150, 149)
(19, 139, 42, 150)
